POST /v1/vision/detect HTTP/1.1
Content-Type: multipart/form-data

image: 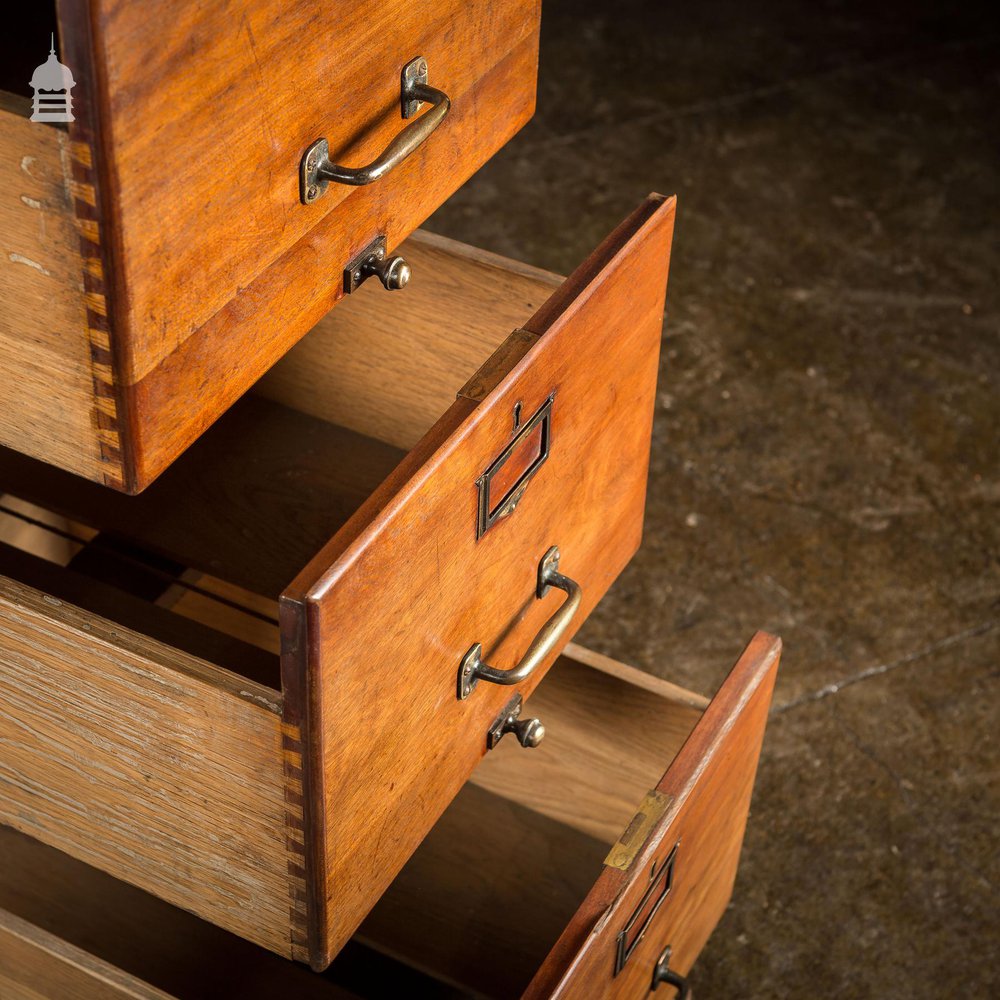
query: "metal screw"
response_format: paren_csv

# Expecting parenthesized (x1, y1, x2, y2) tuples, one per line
(307, 185, 318, 200)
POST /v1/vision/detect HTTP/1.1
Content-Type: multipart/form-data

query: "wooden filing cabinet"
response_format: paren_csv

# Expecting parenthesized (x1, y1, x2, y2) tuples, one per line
(0, 2, 780, 997)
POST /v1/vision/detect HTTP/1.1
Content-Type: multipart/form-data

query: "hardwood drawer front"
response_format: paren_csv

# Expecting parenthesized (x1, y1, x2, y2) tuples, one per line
(0, 1, 539, 492)
(0, 638, 779, 999)
(0, 197, 675, 968)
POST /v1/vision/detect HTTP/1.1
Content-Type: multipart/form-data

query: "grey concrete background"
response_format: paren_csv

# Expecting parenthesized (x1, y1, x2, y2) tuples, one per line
(427, 1, 999, 995)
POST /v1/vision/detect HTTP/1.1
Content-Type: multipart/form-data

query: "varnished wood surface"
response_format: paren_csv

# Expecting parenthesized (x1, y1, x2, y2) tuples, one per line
(257, 230, 562, 451)
(0, 396, 404, 599)
(77, 0, 539, 386)
(3, 0, 541, 491)
(0, 100, 103, 483)
(0, 573, 291, 955)
(0, 199, 677, 972)
(524, 632, 782, 999)
(285, 194, 676, 968)
(0, 636, 772, 998)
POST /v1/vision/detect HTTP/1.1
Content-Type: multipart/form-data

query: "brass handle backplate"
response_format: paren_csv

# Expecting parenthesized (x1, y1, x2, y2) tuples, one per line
(300, 56, 450, 203)
(457, 547, 582, 700)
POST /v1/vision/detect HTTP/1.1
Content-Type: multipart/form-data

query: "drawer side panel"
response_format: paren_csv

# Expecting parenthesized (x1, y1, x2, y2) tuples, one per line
(0, 576, 292, 956)
(0, 100, 108, 484)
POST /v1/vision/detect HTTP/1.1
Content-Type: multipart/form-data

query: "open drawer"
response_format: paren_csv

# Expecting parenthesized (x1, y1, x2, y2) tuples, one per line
(0, 197, 676, 969)
(0, 1, 539, 491)
(0, 638, 779, 999)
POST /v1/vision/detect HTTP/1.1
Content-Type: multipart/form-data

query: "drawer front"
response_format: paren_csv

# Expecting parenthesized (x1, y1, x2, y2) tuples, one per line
(283, 195, 677, 968)
(45, 0, 540, 490)
(524, 633, 781, 999)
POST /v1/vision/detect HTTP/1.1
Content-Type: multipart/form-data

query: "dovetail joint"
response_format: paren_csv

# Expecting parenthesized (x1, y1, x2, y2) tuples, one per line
(282, 721, 310, 958)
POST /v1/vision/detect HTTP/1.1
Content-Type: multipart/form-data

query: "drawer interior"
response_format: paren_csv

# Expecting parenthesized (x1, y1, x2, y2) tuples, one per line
(357, 649, 709, 998)
(0, 231, 562, 671)
(0, 646, 710, 1000)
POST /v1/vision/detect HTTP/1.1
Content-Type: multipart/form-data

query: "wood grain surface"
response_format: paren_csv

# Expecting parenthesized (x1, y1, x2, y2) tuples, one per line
(3, 0, 540, 490)
(283, 194, 676, 969)
(470, 653, 705, 845)
(0, 574, 291, 956)
(0, 98, 102, 482)
(524, 632, 781, 999)
(0, 396, 404, 599)
(76, 0, 539, 386)
(0, 540, 279, 688)
(0, 198, 677, 973)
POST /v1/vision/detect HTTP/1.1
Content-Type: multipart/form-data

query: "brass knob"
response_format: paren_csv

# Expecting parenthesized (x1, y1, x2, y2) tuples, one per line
(364, 252, 410, 291)
(486, 693, 546, 750)
(508, 716, 545, 748)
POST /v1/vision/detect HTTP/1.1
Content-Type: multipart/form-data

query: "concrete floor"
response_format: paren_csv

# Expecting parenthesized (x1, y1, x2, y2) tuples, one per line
(428, 1, 999, 995)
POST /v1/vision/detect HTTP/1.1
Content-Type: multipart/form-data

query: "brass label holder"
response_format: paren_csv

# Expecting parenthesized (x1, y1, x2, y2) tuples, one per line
(613, 837, 680, 976)
(475, 394, 554, 539)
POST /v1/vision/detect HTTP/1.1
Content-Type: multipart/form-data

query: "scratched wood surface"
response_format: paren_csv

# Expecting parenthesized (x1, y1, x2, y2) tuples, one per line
(0, 97, 103, 483)
(284, 194, 676, 968)
(0, 573, 292, 956)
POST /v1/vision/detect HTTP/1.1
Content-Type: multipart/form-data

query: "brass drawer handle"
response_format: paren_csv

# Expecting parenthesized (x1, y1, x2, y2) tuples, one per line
(457, 547, 582, 700)
(652, 945, 691, 997)
(300, 56, 450, 203)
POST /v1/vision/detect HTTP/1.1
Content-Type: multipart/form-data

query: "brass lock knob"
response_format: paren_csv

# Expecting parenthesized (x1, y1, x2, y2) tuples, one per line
(343, 235, 411, 294)
(363, 251, 410, 291)
(507, 715, 545, 748)
(486, 693, 545, 750)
